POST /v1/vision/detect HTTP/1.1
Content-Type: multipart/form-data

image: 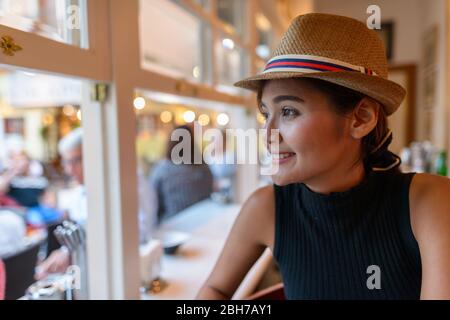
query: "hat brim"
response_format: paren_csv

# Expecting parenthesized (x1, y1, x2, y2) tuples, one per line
(234, 71, 406, 115)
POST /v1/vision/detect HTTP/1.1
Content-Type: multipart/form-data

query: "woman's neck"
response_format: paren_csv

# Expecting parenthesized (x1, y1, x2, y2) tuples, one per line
(304, 161, 366, 195)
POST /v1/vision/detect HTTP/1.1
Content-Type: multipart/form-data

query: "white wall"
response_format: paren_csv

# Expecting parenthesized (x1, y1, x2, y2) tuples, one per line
(313, 0, 423, 65)
(139, 0, 200, 78)
(418, 0, 448, 149)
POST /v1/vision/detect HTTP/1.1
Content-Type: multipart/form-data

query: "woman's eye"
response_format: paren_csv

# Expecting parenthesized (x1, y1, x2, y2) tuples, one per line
(281, 107, 298, 117)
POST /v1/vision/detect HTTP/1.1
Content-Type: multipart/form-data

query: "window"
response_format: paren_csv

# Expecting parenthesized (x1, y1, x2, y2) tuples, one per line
(255, 12, 273, 60)
(0, 68, 90, 300)
(139, 0, 212, 84)
(216, 0, 247, 37)
(216, 36, 248, 92)
(0, 0, 88, 48)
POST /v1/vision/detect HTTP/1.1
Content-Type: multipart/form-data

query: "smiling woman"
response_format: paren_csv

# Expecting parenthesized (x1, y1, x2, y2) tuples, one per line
(257, 77, 397, 190)
(197, 13, 450, 300)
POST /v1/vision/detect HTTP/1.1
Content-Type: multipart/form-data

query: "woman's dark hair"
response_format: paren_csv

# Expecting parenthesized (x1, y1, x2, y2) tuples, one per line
(166, 124, 204, 164)
(257, 78, 400, 172)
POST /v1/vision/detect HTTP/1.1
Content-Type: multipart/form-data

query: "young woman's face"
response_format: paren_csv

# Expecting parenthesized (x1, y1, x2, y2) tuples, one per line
(260, 78, 357, 186)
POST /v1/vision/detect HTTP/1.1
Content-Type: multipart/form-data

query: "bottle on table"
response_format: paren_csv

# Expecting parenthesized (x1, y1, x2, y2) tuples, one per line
(435, 151, 448, 177)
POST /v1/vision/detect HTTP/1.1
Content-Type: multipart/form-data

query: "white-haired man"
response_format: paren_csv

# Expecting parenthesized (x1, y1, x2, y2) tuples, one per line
(35, 128, 86, 280)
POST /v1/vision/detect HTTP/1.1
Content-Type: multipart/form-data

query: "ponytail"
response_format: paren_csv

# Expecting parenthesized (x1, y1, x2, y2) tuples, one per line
(364, 130, 401, 172)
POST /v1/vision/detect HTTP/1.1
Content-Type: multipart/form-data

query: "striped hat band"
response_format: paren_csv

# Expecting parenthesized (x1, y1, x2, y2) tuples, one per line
(263, 54, 378, 76)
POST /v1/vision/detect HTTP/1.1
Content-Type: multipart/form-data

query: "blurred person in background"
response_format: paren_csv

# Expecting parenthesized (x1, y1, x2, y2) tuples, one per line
(0, 192, 20, 207)
(0, 151, 48, 208)
(204, 129, 237, 203)
(149, 125, 213, 223)
(0, 210, 26, 258)
(35, 127, 156, 277)
(56, 128, 86, 226)
(0, 210, 26, 301)
(138, 166, 158, 244)
(35, 128, 85, 280)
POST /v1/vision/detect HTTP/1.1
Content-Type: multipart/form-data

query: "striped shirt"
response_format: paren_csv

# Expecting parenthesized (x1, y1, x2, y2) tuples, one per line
(150, 159, 214, 223)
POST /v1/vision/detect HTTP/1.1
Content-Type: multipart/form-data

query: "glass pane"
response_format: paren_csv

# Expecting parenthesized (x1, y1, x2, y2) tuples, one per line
(134, 91, 240, 241)
(0, 68, 91, 299)
(255, 13, 273, 60)
(139, 0, 212, 84)
(0, 0, 89, 48)
(216, 36, 248, 93)
(217, 0, 247, 37)
(135, 92, 249, 298)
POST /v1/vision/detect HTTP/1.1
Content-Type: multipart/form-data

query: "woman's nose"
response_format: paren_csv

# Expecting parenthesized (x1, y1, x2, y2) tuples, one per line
(264, 118, 281, 151)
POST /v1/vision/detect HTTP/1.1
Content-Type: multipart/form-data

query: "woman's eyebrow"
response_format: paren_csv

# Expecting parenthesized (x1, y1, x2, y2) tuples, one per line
(272, 95, 304, 104)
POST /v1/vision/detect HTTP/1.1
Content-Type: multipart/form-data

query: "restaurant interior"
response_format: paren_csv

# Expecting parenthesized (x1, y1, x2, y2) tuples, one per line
(0, 0, 449, 300)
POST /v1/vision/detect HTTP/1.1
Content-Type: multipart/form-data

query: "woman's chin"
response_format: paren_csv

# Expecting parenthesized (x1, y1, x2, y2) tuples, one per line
(270, 163, 312, 186)
(271, 172, 302, 186)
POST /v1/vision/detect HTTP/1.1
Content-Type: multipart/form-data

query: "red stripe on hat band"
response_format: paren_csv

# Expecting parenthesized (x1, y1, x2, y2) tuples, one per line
(266, 61, 350, 72)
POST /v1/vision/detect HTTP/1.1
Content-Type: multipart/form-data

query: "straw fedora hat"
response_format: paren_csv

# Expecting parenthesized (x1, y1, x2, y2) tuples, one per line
(234, 13, 406, 115)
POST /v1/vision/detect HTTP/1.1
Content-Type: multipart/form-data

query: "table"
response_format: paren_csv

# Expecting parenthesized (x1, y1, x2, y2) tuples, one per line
(141, 200, 242, 300)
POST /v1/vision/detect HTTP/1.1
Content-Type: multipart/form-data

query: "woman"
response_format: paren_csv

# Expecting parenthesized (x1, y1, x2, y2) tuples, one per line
(197, 13, 450, 300)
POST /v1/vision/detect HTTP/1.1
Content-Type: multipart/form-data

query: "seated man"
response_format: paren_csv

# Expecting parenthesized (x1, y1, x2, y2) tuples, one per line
(35, 128, 86, 280)
(0, 151, 48, 208)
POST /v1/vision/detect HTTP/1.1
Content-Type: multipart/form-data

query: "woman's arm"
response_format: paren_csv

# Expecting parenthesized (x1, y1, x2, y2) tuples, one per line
(410, 173, 450, 299)
(196, 185, 275, 299)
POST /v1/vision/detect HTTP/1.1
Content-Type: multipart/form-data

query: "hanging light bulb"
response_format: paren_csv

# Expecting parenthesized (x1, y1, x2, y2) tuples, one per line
(133, 97, 146, 110)
(183, 110, 196, 123)
(217, 113, 229, 126)
(198, 114, 210, 126)
(160, 111, 173, 123)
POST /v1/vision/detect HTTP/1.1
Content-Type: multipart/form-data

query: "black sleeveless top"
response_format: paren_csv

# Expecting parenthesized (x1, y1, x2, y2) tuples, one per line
(273, 169, 422, 299)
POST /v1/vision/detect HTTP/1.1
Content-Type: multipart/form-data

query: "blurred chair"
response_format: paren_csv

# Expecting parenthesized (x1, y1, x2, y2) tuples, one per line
(232, 248, 284, 300)
(3, 241, 41, 300)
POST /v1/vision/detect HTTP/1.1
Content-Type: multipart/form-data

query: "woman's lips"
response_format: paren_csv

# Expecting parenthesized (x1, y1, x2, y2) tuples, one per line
(272, 152, 296, 164)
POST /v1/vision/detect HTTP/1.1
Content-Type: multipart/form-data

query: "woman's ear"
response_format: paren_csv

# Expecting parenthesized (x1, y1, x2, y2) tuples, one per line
(350, 97, 380, 139)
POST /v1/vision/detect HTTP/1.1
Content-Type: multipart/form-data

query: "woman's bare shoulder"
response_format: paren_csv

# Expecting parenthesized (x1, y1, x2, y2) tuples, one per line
(409, 173, 450, 239)
(409, 174, 450, 299)
(238, 185, 276, 250)
(245, 185, 275, 210)
(410, 173, 450, 207)
(196, 185, 276, 299)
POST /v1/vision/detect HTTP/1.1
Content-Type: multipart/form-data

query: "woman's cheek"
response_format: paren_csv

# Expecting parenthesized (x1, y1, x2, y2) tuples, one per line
(280, 119, 312, 152)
